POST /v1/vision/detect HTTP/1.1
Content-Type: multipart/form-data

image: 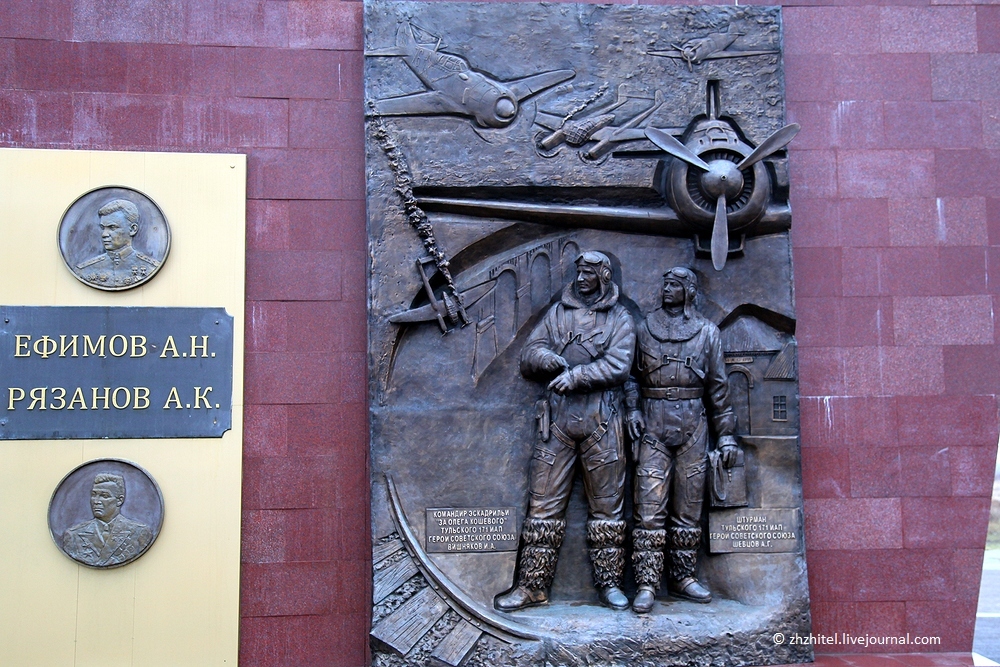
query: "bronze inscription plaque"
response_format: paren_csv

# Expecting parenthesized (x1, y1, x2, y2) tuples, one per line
(426, 507, 518, 553)
(709, 508, 802, 554)
(0, 306, 234, 439)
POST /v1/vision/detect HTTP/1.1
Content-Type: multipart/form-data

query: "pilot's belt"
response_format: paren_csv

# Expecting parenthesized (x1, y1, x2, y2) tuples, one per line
(640, 386, 703, 400)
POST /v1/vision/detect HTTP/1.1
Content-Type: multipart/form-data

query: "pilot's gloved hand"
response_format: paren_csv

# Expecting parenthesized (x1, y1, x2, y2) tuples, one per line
(718, 436, 740, 468)
(540, 352, 569, 374)
(547, 369, 574, 395)
(626, 409, 645, 442)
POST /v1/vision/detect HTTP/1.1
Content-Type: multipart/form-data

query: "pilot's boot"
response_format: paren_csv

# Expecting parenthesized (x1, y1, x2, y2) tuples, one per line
(494, 518, 565, 612)
(588, 519, 629, 611)
(631, 528, 666, 614)
(666, 526, 711, 603)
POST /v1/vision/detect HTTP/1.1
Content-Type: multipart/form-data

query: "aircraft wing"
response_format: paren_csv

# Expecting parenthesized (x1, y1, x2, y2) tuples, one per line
(388, 302, 442, 324)
(533, 110, 565, 131)
(700, 49, 779, 60)
(418, 195, 690, 236)
(506, 69, 575, 102)
(604, 127, 649, 142)
(589, 126, 682, 144)
(646, 49, 684, 59)
(364, 46, 411, 57)
(388, 281, 495, 325)
(646, 49, 778, 61)
(374, 91, 464, 116)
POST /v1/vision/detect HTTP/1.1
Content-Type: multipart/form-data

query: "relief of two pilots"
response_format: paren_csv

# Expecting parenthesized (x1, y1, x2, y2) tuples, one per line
(496, 252, 740, 615)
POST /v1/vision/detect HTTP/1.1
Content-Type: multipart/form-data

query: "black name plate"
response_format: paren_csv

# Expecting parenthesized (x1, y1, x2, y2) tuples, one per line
(0, 306, 233, 439)
(709, 508, 802, 554)
(425, 507, 518, 553)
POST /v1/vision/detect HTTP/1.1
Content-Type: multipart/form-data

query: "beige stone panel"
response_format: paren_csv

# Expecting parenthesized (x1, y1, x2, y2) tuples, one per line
(0, 148, 245, 666)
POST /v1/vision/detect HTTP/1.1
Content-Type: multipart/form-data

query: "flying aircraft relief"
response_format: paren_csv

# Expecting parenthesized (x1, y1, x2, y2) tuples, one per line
(367, 23, 575, 129)
(365, 3, 810, 667)
(646, 23, 781, 70)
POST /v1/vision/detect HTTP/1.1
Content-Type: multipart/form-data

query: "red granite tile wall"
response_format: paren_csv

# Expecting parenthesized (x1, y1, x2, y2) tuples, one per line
(786, 2, 1000, 654)
(0, 0, 996, 664)
(0, 2, 368, 666)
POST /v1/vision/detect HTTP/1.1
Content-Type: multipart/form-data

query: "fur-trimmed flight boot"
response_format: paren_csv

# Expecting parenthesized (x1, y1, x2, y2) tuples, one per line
(666, 526, 711, 603)
(587, 519, 629, 611)
(631, 527, 667, 613)
(494, 517, 566, 612)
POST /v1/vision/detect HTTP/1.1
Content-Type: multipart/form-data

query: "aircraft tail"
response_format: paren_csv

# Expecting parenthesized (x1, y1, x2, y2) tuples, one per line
(365, 23, 416, 57)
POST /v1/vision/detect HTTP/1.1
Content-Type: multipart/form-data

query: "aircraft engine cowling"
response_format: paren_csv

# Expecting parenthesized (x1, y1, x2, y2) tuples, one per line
(660, 119, 771, 235)
(465, 81, 520, 128)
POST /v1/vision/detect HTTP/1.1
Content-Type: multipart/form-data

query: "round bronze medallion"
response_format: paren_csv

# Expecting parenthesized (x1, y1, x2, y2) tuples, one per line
(58, 187, 171, 291)
(48, 458, 164, 569)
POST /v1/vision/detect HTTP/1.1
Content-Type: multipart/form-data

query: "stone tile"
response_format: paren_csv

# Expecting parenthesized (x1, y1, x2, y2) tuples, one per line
(247, 199, 291, 252)
(979, 7, 1000, 52)
(888, 197, 987, 247)
(246, 300, 288, 353)
(235, 47, 343, 100)
(896, 394, 1000, 448)
(288, 0, 363, 50)
(879, 7, 977, 53)
(802, 446, 851, 498)
(181, 97, 288, 148)
(0, 0, 71, 40)
(242, 403, 288, 457)
(837, 150, 935, 199)
(784, 7, 881, 54)
(800, 396, 901, 450)
(790, 196, 842, 247)
(245, 250, 342, 301)
(901, 497, 990, 548)
(0, 90, 73, 145)
(72, 0, 186, 43)
(804, 498, 903, 550)
(893, 295, 993, 345)
(931, 54, 1000, 101)
(849, 446, 902, 498)
(942, 344, 1000, 394)
(244, 352, 344, 405)
(795, 247, 843, 296)
(72, 93, 183, 149)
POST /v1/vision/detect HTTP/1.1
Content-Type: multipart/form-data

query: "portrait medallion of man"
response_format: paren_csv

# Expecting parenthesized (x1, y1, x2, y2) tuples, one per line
(58, 187, 170, 291)
(49, 459, 164, 568)
(62, 473, 153, 567)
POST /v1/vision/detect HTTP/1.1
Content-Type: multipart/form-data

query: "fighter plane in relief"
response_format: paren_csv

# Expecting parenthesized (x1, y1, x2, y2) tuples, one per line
(533, 85, 678, 162)
(367, 23, 575, 128)
(646, 24, 779, 71)
(417, 82, 800, 271)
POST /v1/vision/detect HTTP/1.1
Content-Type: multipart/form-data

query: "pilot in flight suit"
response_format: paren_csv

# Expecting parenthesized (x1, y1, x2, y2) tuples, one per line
(625, 267, 740, 613)
(495, 251, 635, 612)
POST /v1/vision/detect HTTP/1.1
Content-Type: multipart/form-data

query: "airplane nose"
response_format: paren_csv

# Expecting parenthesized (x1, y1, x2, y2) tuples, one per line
(495, 98, 516, 119)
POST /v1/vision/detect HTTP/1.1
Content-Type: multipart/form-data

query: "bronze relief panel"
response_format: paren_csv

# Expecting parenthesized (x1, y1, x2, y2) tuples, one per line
(365, 3, 809, 666)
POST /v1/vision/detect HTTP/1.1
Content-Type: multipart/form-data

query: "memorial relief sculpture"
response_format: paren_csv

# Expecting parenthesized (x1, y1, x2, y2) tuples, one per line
(625, 267, 739, 613)
(63, 473, 153, 567)
(366, 3, 810, 666)
(49, 459, 164, 568)
(58, 187, 170, 291)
